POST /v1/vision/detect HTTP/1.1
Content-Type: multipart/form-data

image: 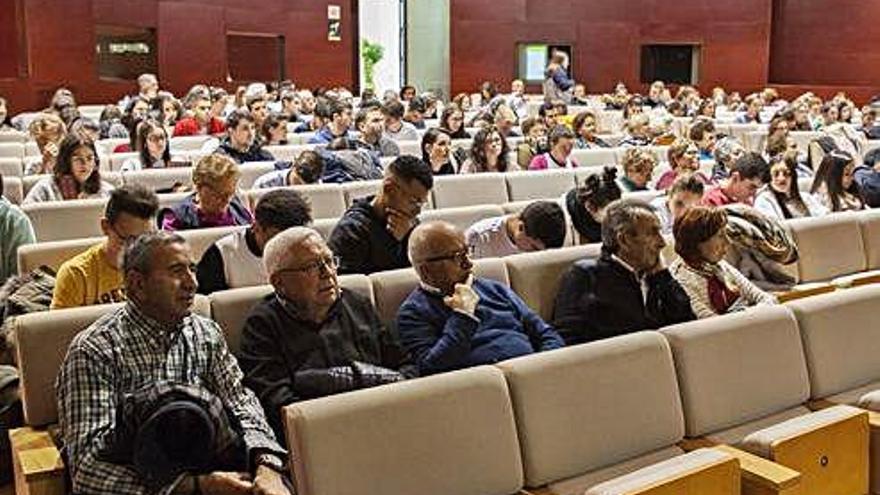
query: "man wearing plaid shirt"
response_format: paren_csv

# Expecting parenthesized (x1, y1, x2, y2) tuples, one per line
(57, 232, 291, 494)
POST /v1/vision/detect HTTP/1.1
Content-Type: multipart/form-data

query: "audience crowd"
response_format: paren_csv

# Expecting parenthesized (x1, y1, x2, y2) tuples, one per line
(3, 65, 880, 493)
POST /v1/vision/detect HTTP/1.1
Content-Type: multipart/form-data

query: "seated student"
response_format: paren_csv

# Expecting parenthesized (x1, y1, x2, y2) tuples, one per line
(239, 227, 414, 441)
(702, 152, 768, 207)
(57, 232, 290, 495)
(755, 155, 828, 219)
(670, 206, 776, 319)
(246, 93, 269, 131)
(161, 154, 253, 231)
(439, 104, 470, 139)
(398, 221, 564, 375)
(23, 135, 114, 204)
(619, 113, 652, 147)
(253, 150, 325, 188)
(460, 126, 517, 173)
(553, 199, 695, 345)
(319, 137, 384, 183)
(261, 112, 289, 146)
(811, 150, 866, 212)
(0, 174, 36, 282)
(617, 147, 656, 192)
(493, 104, 520, 138)
(655, 139, 710, 190)
(24, 113, 66, 175)
(573, 111, 611, 149)
(172, 92, 225, 136)
(856, 147, 880, 207)
(120, 120, 171, 172)
(382, 100, 420, 142)
(711, 136, 746, 181)
(736, 94, 764, 124)
(328, 155, 433, 274)
(404, 95, 428, 130)
(52, 185, 158, 309)
(529, 125, 579, 170)
(651, 173, 705, 234)
(212, 109, 275, 163)
(308, 99, 353, 144)
(517, 119, 549, 172)
(465, 200, 566, 259)
(562, 167, 622, 243)
(689, 118, 717, 161)
(422, 128, 455, 175)
(196, 189, 311, 294)
(354, 106, 400, 158)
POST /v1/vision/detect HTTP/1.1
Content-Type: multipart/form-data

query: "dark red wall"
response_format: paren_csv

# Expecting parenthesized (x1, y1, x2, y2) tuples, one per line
(450, 0, 773, 97)
(0, 0, 355, 112)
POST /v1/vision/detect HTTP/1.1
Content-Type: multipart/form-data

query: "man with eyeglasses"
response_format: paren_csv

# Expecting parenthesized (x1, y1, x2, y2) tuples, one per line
(52, 185, 159, 309)
(328, 155, 433, 274)
(397, 221, 564, 376)
(239, 227, 415, 442)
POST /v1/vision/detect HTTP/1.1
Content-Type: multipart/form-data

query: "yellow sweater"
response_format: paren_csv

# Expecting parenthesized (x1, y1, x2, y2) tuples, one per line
(51, 242, 125, 309)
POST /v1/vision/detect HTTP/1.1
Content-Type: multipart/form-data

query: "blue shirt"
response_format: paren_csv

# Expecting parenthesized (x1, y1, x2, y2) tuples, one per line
(308, 126, 353, 144)
(397, 278, 564, 375)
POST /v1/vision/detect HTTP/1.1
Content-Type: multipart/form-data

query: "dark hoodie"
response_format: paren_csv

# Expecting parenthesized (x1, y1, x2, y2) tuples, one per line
(327, 196, 416, 275)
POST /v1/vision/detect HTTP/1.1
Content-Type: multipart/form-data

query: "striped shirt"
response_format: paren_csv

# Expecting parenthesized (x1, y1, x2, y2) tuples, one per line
(57, 302, 285, 494)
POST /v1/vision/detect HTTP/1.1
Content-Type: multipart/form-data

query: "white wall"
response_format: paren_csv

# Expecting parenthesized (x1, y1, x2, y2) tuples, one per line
(406, 0, 449, 100)
(359, 0, 402, 94)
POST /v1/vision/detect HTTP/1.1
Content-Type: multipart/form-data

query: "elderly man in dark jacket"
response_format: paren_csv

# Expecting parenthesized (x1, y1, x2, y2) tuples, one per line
(553, 198, 695, 344)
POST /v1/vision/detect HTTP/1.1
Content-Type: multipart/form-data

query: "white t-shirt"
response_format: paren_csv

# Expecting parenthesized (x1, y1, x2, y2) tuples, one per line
(215, 229, 265, 288)
(465, 215, 520, 259)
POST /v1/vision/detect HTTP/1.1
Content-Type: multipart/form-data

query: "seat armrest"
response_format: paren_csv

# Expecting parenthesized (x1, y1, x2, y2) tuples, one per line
(10, 426, 66, 495)
(680, 438, 801, 493)
(774, 283, 835, 303)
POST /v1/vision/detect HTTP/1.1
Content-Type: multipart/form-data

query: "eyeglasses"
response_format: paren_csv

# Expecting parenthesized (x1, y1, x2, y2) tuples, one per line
(277, 255, 340, 276)
(420, 248, 471, 267)
(772, 168, 792, 178)
(110, 224, 153, 245)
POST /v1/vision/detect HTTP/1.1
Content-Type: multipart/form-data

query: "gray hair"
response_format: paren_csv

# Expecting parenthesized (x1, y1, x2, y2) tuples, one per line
(601, 198, 657, 254)
(713, 136, 745, 168)
(263, 226, 323, 276)
(122, 231, 186, 275)
(137, 73, 157, 87)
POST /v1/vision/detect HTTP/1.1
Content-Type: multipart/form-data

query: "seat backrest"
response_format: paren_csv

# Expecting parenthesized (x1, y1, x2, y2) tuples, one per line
(0, 142, 24, 159)
(787, 213, 866, 282)
(3, 175, 22, 204)
(505, 169, 576, 202)
(15, 296, 211, 426)
(661, 306, 810, 437)
(369, 258, 509, 326)
(497, 332, 684, 487)
(505, 244, 601, 321)
(0, 156, 22, 177)
(264, 144, 314, 162)
(284, 365, 523, 495)
(122, 167, 194, 191)
(341, 180, 381, 206)
(169, 135, 213, 152)
(569, 148, 619, 168)
(246, 184, 346, 219)
(787, 285, 880, 399)
(107, 152, 138, 172)
(419, 204, 505, 232)
(397, 140, 421, 157)
(23, 198, 107, 241)
(210, 275, 373, 354)
(431, 173, 508, 209)
(238, 162, 277, 189)
(857, 209, 880, 270)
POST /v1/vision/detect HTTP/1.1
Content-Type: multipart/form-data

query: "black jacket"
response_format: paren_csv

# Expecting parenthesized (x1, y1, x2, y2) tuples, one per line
(553, 253, 695, 345)
(238, 290, 415, 442)
(327, 196, 415, 274)
(216, 137, 275, 164)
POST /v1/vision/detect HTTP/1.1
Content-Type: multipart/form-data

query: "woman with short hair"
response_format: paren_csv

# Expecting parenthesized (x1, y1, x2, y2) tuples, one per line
(572, 111, 610, 149)
(23, 135, 114, 204)
(655, 139, 710, 190)
(160, 154, 253, 230)
(670, 206, 776, 318)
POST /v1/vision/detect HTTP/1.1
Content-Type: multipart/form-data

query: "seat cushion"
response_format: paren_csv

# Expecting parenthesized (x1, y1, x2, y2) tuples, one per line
(707, 406, 812, 446)
(284, 366, 523, 495)
(787, 213, 867, 282)
(548, 447, 684, 495)
(740, 405, 864, 458)
(497, 332, 684, 487)
(661, 306, 810, 437)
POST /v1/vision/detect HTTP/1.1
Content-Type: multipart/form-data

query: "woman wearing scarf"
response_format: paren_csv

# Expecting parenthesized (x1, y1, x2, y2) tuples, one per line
(670, 206, 776, 318)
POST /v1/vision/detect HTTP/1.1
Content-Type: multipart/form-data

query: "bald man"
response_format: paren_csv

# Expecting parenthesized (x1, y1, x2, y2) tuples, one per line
(397, 221, 564, 375)
(238, 227, 415, 442)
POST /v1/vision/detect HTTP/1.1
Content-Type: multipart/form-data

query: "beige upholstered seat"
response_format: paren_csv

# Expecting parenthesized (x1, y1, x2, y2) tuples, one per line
(341, 179, 381, 206)
(263, 144, 315, 162)
(22, 199, 107, 241)
(858, 209, 880, 271)
(0, 142, 24, 159)
(497, 332, 686, 494)
(0, 156, 22, 177)
(505, 244, 600, 321)
(786, 213, 867, 283)
(419, 204, 505, 232)
(660, 306, 812, 442)
(570, 149, 618, 169)
(431, 173, 508, 209)
(209, 274, 372, 354)
(505, 169, 576, 202)
(246, 184, 346, 219)
(3, 175, 22, 204)
(168, 135, 214, 152)
(14, 296, 210, 427)
(122, 167, 194, 191)
(397, 140, 421, 157)
(238, 161, 277, 189)
(369, 258, 509, 326)
(107, 152, 138, 171)
(283, 366, 524, 495)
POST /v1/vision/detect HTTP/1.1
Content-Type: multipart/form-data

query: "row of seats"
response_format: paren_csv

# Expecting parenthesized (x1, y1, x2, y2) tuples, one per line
(12, 250, 880, 494)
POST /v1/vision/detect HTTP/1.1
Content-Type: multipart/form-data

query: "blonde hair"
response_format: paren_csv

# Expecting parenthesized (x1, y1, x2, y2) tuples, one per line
(28, 113, 66, 148)
(621, 147, 656, 173)
(192, 154, 240, 188)
(625, 113, 649, 132)
(666, 139, 694, 169)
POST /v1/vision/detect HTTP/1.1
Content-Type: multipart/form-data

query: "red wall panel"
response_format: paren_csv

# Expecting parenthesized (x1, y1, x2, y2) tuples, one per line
(0, 0, 21, 79)
(0, 0, 356, 112)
